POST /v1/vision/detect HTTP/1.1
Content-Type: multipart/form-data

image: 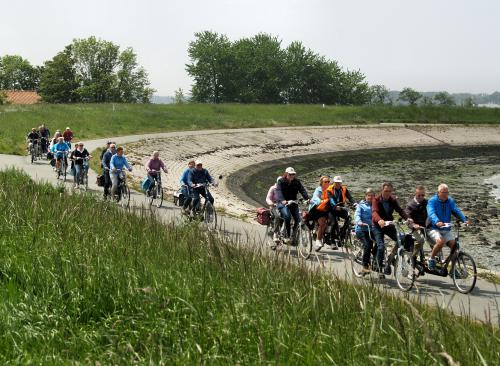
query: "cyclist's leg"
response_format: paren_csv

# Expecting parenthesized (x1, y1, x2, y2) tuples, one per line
(191, 187, 202, 211)
(110, 173, 119, 196)
(372, 225, 385, 270)
(290, 204, 300, 233)
(271, 207, 282, 234)
(104, 170, 111, 197)
(357, 230, 373, 267)
(206, 190, 214, 205)
(182, 186, 192, 209)
(412, 229, 425, 259)
(75, 164, 82, 184)
(278, 205, 292, 237)
(384, 226, 398, 271)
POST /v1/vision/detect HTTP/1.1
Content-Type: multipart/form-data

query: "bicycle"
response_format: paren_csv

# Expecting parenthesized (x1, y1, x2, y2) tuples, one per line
(185, 182, 218, 231)
(55, 152, 68, 182)
(146, 170, 163, 208)
(72, 157, 90, 191)
(314, 205, 354, 252)
(405, 221, 477, 294)
(113, 169, 131, 209)
(266, 200, 313, 259)
(28, 140, 39, 164)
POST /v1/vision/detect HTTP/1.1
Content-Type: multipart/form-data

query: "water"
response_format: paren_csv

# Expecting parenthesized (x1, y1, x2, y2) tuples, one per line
(485, 174, 500, 200)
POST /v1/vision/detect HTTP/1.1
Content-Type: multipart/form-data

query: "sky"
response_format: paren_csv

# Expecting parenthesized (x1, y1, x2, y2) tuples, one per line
(1, 0, 499, 95)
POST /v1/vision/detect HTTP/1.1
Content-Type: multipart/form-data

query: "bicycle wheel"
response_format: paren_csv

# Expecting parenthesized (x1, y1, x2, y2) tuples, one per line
(452, 252, 477, 294)
(155, 183, 164, 208)
(203, 201, 217, 231)
(296, 225, 312, 260)
(83, 171, 88, 191)
(394, 250, 415, 292)
(31, 149, 35, 164)
(62, 160, 67, 182)
(347, 236, 366, 278)
(120, 184, 131, 209)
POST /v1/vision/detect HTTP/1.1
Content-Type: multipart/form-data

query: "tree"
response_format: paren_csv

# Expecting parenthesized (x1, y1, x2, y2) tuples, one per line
(369, 85, 391, 105)
(39, 47, 79, 103)
(398, 87, 422, 106)
(174, 88, 186, 104)
(433, 91, 455, 106)
(116, 48, 154, 103)
(420, 96, 434, 106)
(0, 90, 9, 105)
(462, 96, 476, 108)
(0, 55, 40, 90)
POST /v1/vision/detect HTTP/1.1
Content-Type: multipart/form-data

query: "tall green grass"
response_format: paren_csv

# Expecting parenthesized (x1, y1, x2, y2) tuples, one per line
(1, 103, 499, 155)
(0, 169, 498, 364)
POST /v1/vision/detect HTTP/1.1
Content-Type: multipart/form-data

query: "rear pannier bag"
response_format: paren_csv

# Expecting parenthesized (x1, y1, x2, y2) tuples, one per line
(256, 208, 271, 225)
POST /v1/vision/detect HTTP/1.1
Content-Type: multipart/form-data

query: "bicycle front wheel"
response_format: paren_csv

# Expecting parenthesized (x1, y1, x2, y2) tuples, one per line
(347, 236, 366, 278)
(296, 225, 312, 260)
(452, 252, 477, 294)
(155, 184, 164, 208)
(203, 201, 217, 231)
(120, 184, 131, 209)
(394, 250, 415, 292)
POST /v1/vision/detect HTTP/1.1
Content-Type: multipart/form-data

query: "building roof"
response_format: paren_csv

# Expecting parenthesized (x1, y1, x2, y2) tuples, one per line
(3, 90, 41, 105)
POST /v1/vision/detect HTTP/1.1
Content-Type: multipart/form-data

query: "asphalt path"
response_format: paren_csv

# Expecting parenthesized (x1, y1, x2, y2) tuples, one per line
(1, 129, 498, 325)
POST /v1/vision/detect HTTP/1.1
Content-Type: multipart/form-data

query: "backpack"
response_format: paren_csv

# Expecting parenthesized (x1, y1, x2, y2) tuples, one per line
(173, 189, 185, 206)
(141, 177, 152, 192)
(256, 208, 271, 225)
(96, 175, 105, 187)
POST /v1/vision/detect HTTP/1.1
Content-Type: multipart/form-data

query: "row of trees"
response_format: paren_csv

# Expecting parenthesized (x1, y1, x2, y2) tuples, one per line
(186, 31, 378, 105)
(0, 37, 154, 103)
(397, 88, 477, 107)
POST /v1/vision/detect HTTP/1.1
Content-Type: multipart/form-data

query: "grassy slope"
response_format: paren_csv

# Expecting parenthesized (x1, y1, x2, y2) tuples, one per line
(1, 103, 500, 155)
(0, 169, 498, 364)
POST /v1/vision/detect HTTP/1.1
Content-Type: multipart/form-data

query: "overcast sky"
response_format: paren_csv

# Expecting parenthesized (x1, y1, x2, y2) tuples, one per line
(1, 0, 499, 95)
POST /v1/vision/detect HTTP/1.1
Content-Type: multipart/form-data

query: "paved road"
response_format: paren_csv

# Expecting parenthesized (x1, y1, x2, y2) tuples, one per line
(1, 128, 499, 325)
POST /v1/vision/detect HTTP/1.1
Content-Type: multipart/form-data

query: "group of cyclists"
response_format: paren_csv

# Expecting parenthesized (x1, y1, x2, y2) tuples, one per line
(265, 167, 470, 279)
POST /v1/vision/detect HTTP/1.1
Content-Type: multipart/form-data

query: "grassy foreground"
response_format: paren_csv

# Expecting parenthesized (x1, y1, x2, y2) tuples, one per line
(0, 170, 498, 364)
(1, 103, 500, 155)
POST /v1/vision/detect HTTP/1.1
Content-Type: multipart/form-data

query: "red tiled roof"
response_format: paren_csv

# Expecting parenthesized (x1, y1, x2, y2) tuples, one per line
(3, 90, 41, 105)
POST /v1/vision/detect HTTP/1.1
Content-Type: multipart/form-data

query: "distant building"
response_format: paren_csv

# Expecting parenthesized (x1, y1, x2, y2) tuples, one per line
(2, 90, 41, 105)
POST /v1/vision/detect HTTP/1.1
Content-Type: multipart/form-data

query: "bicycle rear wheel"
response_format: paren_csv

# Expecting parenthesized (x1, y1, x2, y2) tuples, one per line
(203, 201, 217, 231)
(394, 250, 415, 292)
(155, 183, 164, 208)
(452, 252, 477, 294)
(296, 225, 312, 259)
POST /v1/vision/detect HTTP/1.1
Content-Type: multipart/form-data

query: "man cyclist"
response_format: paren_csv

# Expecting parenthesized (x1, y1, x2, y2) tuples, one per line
(101, 143, 117, 199)
(38, 123, 50, 152)
(110, 146, 132, 197)
(144, 151, 168, 196)
(427, 184, 470, 272)
(326, 176, 355, 248)
(309, 176, 331, 251)
(276, 167, 309, 243)
(50, 137, 70, 172)
(405, 185, 430, 273)
(63, 127, 73, 147)
(72, 142, 91, 187)
(180, 160, 195, 214)
(372, 182, 409, 278)
(187, 160, 216, 213)
(26, 128, 40, 155)
(266, 176, 284, 245)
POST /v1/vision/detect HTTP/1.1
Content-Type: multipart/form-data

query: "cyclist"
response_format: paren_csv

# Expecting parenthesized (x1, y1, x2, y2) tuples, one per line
(50, 137, 70, 171)
(72, 142, 91, 187)
(371, 182, 409, 278)
(38, 123, 50, 152)
(426, 184, 470, 271)
(355, 188, 376, 275)
(100, 141, 114, 161)
(266, 176, 284, 243)
(101, 143, 117, 199)
(276, 167, 309, 242)
(26, 128, 40, 152)
(49, 131, 62, 151)
(326, 176, 355, 248)
(144, 151, 168, 196)
(63, 127, 73, 147)
(405, 185, 430, 267)
(308, 176, 331, 251)
(180, 160, 195, 214)
(187, 160, 216, 213)
(110, 146, 132, 197)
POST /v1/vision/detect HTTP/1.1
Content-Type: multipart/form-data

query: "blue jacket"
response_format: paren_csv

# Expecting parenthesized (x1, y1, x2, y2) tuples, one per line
(102, 150, 113, 169)
(427, 194, 466, 230)
(309, 186, 323, 210)
(188, 168, 213, 186)
(51, 142, 70, 153)
(355, 200, 374, 232)
(180, 168, 192, 185)
(110, 155, 131, 172)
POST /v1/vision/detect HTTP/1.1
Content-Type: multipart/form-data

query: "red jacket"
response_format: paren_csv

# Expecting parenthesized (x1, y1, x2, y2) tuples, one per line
(63, 130, 73, 141)
(372, 194, 408, 226)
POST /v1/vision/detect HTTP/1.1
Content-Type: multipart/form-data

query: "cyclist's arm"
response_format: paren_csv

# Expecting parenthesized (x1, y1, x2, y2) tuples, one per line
(346, 188, 354, 204)
(205, 170, 214, 184)
(298, 181, 309, 200)
(275, 179, 285, 203)
(354, 204, 362, 224)
(450, 198, 467, 223)
(393, 198, 409, 220)
(327, 189, 337, 208)
(187, 170, 194, 187)
(426, 200, 441, 226)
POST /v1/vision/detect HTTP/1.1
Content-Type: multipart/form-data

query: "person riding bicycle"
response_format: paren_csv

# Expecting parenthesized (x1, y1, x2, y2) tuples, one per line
(187, 160, 216, 213)
(100, 141, 114, 161)
(101, 143, 117, 199)
(426, 183, 470, 272)
(180, 160, 195, 214)
(308, 176, 331, 251)
(110, 146, 132, 197)
(266, 176, 284, 244)
(38, 123, 50, 152)
(371, 182, 409, 278)
(50, 137, 70, 171)
(355, 188, 376, 275)
(72, 142, 91, 187)
(276, 167, 309, 243)
(326, 176, 355, 248)
(405, 185, 431, 269)
(26, 128, 40, 152)
(63, 127, 73, 147)
(144, 151, 168, 196)
(49, 131, 62, 151)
